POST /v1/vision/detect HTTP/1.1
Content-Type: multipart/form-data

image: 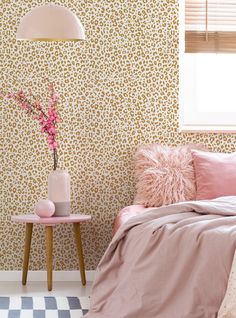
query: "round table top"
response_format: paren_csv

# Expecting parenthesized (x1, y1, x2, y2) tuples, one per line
(11, 214, 91, 225)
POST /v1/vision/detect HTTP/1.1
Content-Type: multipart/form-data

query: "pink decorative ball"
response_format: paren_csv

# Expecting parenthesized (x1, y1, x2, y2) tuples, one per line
(35, 199, 55, 218)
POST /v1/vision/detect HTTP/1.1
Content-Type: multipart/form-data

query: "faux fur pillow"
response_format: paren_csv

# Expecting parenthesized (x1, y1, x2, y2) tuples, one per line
(134, 144, 205, 207)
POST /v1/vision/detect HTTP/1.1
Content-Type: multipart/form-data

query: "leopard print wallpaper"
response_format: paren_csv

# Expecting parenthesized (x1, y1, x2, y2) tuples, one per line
(1, 0, 236, 270)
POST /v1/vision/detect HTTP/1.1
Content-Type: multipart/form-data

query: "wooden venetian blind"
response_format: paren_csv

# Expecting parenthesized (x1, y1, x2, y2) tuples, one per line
(185, 0, 236, 53)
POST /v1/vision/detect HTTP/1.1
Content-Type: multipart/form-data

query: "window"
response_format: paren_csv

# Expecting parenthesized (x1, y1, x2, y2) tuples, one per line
(179, 0, 236, 132)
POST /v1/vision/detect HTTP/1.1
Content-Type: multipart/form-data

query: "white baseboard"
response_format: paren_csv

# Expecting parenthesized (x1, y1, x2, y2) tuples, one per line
(0, 271, 95, 282)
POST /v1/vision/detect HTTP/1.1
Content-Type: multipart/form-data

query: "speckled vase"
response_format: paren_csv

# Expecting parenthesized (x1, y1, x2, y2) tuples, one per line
(48, 170, 71, 217)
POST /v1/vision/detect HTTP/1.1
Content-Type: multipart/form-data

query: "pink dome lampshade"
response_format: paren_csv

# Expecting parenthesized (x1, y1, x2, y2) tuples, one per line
(16, 4, 85, 41)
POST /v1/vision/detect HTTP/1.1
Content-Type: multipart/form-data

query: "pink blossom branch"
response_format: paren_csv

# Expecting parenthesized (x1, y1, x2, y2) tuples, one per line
(0, 81, 62, 171)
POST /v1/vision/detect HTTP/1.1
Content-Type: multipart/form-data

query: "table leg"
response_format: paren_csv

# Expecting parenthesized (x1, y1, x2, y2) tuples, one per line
(73, 223, 86, 285)
(45, 226, 53, 291)
(22, 223, 33, 285)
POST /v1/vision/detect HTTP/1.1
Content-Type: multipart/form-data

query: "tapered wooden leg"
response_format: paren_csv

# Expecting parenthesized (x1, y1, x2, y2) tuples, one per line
(22, 223, 33, 285)
(45, 226, 53, 291)
(73, 223, 86, 285)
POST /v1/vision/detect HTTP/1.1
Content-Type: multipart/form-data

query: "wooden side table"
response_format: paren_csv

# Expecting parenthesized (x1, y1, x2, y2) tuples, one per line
(11, 214, 91, 291)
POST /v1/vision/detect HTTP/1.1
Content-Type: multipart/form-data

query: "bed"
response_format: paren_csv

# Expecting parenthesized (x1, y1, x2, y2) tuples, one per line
(85, 146, 236, 318)
(112, 204, 155, 236)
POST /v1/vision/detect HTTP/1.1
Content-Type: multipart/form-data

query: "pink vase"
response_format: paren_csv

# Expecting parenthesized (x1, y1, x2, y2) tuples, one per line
(48, 170, 71, 217)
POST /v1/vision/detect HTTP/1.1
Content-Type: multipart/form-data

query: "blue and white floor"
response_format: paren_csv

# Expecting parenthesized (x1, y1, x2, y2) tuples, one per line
(0, 282, 92, 318)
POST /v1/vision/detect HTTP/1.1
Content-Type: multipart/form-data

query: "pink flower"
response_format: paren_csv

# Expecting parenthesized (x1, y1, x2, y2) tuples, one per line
(48, 136, 54, 142)
(0, 80, 61, 170)
(49, 127, 56, 134)
(52, 142, 57, 149)
(20, 103, 28, 110)
(49, 141, 57, 150)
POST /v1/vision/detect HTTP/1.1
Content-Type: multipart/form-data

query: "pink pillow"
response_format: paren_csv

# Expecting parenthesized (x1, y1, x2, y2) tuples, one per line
(134, 144, 205, 207)
(192, 150, 236, 200)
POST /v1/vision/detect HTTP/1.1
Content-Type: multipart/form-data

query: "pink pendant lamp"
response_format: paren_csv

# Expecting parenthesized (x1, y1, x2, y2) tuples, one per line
(16, 4, 85, 41)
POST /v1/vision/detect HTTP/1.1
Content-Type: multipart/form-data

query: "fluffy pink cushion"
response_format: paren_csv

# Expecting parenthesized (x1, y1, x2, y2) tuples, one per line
(134, 144, 204, 207)
(192, 150, 236, 200)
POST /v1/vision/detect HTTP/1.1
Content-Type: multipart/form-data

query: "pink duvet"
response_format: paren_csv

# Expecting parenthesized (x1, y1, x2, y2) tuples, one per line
(112, 205, 156, 235)
(85, 197, 236, 318)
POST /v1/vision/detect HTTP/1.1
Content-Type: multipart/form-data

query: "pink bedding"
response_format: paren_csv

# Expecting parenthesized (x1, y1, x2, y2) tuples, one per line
(112, 205, 156, 235)
(86, 197, 236, 318)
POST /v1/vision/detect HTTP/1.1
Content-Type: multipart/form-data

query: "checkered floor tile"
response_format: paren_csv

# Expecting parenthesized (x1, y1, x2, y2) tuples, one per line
(0, 296, 90, 318)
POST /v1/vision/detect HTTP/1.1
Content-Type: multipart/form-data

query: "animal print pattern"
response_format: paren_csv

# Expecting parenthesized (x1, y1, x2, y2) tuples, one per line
(1, 0, 236, 270)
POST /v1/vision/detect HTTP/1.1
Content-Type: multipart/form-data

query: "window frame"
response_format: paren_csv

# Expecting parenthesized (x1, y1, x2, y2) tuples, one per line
(179, 0, 236, 133)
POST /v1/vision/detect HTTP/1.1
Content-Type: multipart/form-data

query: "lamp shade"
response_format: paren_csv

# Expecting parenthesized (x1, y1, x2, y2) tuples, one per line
(16, 4, 85, 41)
